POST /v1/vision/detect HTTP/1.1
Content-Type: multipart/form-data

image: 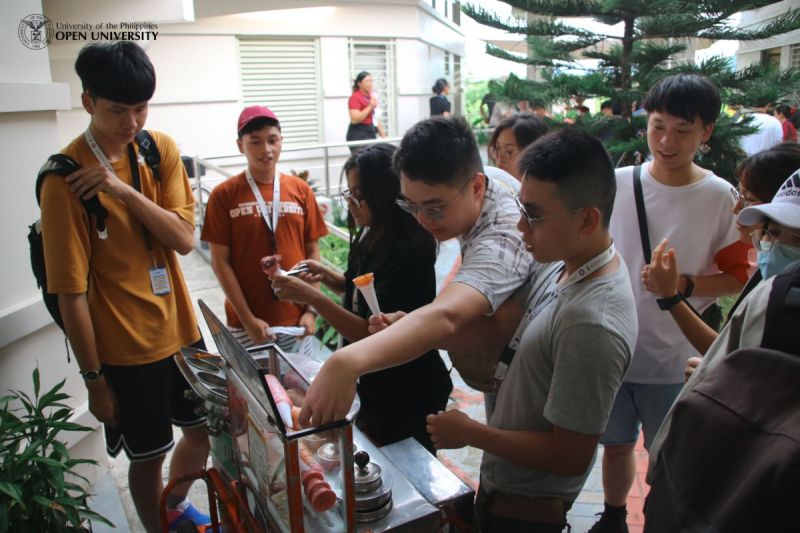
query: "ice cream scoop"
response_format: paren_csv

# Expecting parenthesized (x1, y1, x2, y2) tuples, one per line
(260, 254, 285, 277)
(353, 272, 381, 316)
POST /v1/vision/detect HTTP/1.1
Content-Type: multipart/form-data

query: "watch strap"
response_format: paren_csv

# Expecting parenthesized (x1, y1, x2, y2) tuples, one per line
(81, 368, 104, 383)
(657, 293, 684, 310)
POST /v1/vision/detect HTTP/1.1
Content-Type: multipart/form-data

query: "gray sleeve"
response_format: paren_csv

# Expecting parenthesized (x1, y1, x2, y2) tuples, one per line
(544, 324, 631, 435)
(454, 225, 534, 314)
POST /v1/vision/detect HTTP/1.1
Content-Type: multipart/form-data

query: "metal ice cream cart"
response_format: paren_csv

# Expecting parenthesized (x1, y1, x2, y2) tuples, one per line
(168, 300, 473, 532)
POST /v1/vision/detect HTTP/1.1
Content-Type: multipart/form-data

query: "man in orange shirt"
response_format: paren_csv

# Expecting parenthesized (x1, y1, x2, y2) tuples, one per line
(40, 42, 209, 532)
(201, 106, 328, 350)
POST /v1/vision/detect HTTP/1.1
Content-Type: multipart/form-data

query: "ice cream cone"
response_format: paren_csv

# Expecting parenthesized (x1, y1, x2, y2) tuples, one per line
(353, 272, 381, 316)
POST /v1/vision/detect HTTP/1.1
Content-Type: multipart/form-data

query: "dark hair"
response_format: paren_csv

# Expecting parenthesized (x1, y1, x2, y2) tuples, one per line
(75, 41, 155, 104)
(642, 74, 721, 125)
(600, 100, 623, 116)
(393, 116, 482, 187)
(352, 71, 371, 92)
(775, 104, 792, 119)
(489, 112, 549, 154)
(432, 78, 449, 95)
(518, 128, 616, 227)
(238, 117, 281, 138)
(736, 142, 800, 203)
(342, 143, 436, 269)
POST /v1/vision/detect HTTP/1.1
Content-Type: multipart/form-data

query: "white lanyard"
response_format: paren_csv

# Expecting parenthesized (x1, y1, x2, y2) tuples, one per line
(245, 168, 280, 237)
(508, 243, 617, 351)
(556, 242, 617, 294)
(84, 128, 114, 172)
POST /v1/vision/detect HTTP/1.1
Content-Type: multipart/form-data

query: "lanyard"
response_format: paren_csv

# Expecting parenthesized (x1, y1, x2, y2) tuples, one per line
(84, 128, 156, 262)
(245, 168, 281, 252)
(508, 242, 617, 351)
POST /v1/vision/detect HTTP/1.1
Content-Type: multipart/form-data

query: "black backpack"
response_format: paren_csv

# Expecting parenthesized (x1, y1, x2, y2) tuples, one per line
(28, 131, 161, 331)
(644, 261, 800, 532)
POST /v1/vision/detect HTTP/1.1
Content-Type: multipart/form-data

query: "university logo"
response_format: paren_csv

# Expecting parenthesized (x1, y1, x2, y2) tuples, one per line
(18, 14, 54, 50)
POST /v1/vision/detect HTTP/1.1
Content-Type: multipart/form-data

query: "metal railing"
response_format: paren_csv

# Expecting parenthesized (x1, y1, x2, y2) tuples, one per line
(186, 136, 403, 227)
(186, 138, 381, 259)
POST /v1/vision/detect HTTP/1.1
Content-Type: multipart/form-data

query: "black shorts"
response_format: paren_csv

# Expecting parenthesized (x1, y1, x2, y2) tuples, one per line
(104, 338, 207, 462)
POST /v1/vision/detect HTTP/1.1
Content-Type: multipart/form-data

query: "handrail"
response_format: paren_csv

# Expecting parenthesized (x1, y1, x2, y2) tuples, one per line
(187, 136, 403, 213)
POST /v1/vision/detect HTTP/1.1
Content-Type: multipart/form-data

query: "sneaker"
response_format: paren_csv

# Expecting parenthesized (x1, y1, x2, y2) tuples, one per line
(168, 501, 212, 532)
(587, 509, 629, 533)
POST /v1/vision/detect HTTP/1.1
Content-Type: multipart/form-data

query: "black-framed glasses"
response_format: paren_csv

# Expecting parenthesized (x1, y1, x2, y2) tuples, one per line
(493, 144, 520, 160)
(341, 188, 362, 208)
(395, 176, 474, 221)
(513, 194, 584, 229)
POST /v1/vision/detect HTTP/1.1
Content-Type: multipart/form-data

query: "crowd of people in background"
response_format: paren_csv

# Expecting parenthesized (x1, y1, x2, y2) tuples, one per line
(35, 40, 800, 533)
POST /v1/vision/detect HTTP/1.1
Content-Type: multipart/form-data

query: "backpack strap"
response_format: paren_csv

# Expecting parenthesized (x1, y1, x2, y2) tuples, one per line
(761, 260, 800, 354)
(36, 154, 109, 237)
(135, 130, 161, 181)
(632, 165, 651, 261)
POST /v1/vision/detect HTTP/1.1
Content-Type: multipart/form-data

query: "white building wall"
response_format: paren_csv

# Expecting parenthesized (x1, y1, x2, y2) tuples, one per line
(0, 0, 107, 485)
(737, 0, 800, 67)
(48, 3, 464, 160)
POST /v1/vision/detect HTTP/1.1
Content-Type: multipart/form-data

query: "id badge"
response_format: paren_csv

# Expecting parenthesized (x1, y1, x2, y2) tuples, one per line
(149, 267, 171, 295)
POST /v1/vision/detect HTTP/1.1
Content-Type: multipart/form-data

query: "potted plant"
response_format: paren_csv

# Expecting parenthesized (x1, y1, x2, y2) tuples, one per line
(0, 368, 113, 531)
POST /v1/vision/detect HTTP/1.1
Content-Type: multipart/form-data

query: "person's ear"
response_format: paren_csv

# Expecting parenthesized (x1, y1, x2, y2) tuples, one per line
(580, 206, 602, 235)
(472, 172, 486, 197)
(701, 122, 715, 143)
(81, 91, 94, 114)
(237, 137, 244, 154)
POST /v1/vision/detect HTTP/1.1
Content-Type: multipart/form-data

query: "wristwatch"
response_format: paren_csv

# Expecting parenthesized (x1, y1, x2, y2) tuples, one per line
(681, 275, 695, 298)
(304, 305, 318, 316)
(81, 368, 104, 383)
(657, 293, 683, 310)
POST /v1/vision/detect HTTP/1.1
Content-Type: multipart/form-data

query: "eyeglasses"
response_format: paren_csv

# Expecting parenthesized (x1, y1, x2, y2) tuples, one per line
(341, 188, 362, 208)
(750, 227, 800, 252)
(493, 145, 520, 161)
(514, 194, 584, 229)
(733, 187, 758, 209)
(395, 176, 474, 221)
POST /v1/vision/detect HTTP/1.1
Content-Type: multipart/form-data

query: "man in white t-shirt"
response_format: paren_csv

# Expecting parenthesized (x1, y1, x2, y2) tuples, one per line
(739, 104, 783, 157)
(590, 74, 751, 533)
(298, 116, 537, 427)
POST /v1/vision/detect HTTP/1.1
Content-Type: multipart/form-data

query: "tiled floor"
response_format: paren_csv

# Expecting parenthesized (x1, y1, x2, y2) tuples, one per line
(99, 242, 650, 532)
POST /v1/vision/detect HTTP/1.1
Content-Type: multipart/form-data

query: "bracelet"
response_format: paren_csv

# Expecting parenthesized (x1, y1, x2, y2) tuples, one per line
(657, 293, 683, 311)
(304, 305, 318, 316)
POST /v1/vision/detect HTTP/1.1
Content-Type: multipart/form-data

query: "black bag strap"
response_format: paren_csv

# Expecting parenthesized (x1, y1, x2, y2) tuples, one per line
(633, 165, 705, 319)
(35, 154, 109, 236)
(135, 130, 161, 181)
(632, 164, 651, 261)
(761, 260, 800, 354)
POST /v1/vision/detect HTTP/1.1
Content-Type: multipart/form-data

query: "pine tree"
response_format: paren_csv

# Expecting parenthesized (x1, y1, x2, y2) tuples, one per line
(466, 1, 800, 177)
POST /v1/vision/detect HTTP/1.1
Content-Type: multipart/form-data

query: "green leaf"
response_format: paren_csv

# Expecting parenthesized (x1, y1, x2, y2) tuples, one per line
(0, 481, 23, 505)
(32, 368, 40, 399)
(78, 508, 116, 527)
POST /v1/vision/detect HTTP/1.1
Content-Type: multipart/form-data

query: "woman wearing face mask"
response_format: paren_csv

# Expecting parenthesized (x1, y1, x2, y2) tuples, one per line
(269, 143, 453, 453)
(643, 143, 800, 375)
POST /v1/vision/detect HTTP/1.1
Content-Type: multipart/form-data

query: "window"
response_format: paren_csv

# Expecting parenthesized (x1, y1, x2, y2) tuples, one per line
(349, 39, 397, 136)
(760, 46, 782, 70)
(238, 38, 322, 145)
(791, 43, 800, 68)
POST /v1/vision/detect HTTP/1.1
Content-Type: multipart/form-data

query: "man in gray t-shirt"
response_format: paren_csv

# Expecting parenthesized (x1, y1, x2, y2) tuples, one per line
(428, 129, 637, 532)
(300, 117, 535, 427)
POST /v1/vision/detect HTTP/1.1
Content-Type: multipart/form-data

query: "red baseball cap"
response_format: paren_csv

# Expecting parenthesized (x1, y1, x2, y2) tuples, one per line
(237, 105, 279, 134)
